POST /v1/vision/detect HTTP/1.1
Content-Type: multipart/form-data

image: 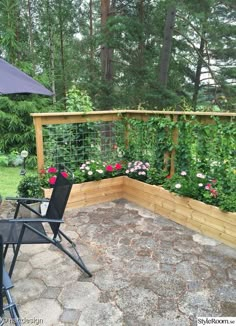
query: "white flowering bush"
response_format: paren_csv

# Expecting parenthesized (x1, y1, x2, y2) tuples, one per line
(78, 160, 124, 181)
(163, 170, 219, 205)
(125, 161, 150, 181)
(79, 160, 106, 181)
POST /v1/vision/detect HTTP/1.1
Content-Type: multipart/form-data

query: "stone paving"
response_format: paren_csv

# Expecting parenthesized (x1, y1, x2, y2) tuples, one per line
(1, 199, 236, 325)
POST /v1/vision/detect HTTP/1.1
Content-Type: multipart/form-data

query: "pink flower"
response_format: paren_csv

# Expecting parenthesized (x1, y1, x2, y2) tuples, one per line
(49, 176, 57, 185)
(106, 165, 113, 172)
(115, 163, 122, 170)
(205, 183, 212, 190)
(61, 171, 68, 178)
(48, 167, 57, 173)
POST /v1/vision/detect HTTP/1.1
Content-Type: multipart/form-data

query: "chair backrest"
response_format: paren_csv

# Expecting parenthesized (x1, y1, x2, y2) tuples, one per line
(45, 172, 73, 237)
(0, 235, 3, 318)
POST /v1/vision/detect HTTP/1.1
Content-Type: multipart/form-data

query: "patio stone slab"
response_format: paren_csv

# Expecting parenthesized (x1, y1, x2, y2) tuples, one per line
(58, 282, 101, 310)
(78, 303, 123, 326)
(1, 199, 236, 325)
(20, 298, 63, 325)
(13, 278, 46, 304)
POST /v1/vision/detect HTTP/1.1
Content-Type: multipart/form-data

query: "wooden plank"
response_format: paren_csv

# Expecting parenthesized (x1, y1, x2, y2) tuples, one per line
(189, 198, 236, 226)
(66, 192, 123, 209)
(31, 110, 236, 118)
(191, 211, 225, 233)
(33, 117, 44, 172)
(124, 193, 156, 212)
(31, 111, 124, 125)
(44, 178, 124, 208)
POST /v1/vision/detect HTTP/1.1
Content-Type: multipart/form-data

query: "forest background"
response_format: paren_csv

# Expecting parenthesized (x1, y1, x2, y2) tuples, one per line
(0, 0, 235, 161)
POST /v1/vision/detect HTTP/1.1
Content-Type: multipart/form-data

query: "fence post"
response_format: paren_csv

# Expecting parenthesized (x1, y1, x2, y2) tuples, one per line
(32, 116, 44, 172)
(170, 115, 178, 177)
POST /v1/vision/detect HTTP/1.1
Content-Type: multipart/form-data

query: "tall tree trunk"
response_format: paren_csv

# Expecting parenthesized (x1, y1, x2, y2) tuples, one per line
(89, 0, 94, 61)
(47, 0, 56, 103)
(58, 1, 67, 108)
(159, 5, 176, 88)
(137, 0, 144, 69)
(192, 36, 205, 110)
(27, 0, 35, 68)
(101, 0, 113, 82)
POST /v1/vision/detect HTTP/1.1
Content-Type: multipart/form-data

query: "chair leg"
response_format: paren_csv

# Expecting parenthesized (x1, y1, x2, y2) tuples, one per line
(4, 289, 21, 326)
(8, 224, 27, 278)
(55, 230, 91, 276)
(55, 240, 92, 277)
(3, 245, 9, 259)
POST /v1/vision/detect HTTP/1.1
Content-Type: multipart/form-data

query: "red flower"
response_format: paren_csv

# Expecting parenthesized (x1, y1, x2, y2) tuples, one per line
(210, 189, 218, 198)
(48, 167, 57, 173)
(211, 179, 217, 184)
(106, 165, 113, 172)
(166, 175, 171, 179)
(115, 163, 122, 170)
(61, 171, 68, 178)
(40, 169, 46, 175)
(49, 176, 57, 185)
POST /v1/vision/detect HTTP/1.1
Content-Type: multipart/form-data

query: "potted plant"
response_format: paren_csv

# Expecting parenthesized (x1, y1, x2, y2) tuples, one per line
(17, 174, 44, 217)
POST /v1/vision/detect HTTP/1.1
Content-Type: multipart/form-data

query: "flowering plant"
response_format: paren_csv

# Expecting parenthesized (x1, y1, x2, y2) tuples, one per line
(78, 160, 124, 182)
(163, 170, 219, 206)
(125, 161, 150, 181)
(39, 166, 69, 187)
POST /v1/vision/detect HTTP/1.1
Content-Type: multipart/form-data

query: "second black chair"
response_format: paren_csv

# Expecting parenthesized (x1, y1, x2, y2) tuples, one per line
(0, 235, 21, 326)
(0, 170, 92, 278)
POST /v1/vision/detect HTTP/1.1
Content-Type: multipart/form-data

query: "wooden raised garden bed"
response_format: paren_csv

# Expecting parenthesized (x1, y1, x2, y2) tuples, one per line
(44, 176, 236, 248)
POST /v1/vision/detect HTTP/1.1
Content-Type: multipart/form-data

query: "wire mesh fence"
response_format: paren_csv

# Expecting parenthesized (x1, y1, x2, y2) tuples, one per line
(33, 111, 235, 179)
(42, 121, 127, 169)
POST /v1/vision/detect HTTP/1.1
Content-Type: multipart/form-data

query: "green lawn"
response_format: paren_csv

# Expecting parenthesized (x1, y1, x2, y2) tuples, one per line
(0, 167, 36, 198)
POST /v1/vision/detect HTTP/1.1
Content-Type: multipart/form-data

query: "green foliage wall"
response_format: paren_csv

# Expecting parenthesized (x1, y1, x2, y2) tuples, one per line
(1, 0, 235, 111)
(0, 95, 54, 166)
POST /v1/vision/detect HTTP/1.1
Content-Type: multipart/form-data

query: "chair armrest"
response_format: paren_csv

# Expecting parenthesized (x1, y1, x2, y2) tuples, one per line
(6, 197, 49, 203)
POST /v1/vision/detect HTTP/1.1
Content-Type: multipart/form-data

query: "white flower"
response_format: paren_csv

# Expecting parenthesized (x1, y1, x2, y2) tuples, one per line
(85, 166, 90, 170)
(125, 170, 130, 174)
(96, 170, 103, 174)
(88, 171, 93, 175)
(181, 171, 187, 176)
(130, 168, 135, 172)
(198, 183, 203, 187)
(196, 173, 205, 179)
(175, 183, 182, 189)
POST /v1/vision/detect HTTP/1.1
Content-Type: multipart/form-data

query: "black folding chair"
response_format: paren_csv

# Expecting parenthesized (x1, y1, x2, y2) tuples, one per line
(0, 169, 92, 278)
(0, 235, 21, 326)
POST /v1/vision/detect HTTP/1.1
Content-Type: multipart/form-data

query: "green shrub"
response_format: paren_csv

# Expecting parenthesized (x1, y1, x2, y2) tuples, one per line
(17, 175, 43, 198)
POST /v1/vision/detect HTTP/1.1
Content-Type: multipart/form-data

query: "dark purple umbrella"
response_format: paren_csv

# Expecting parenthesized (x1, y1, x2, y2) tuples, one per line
(0, 58, 53, 96)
